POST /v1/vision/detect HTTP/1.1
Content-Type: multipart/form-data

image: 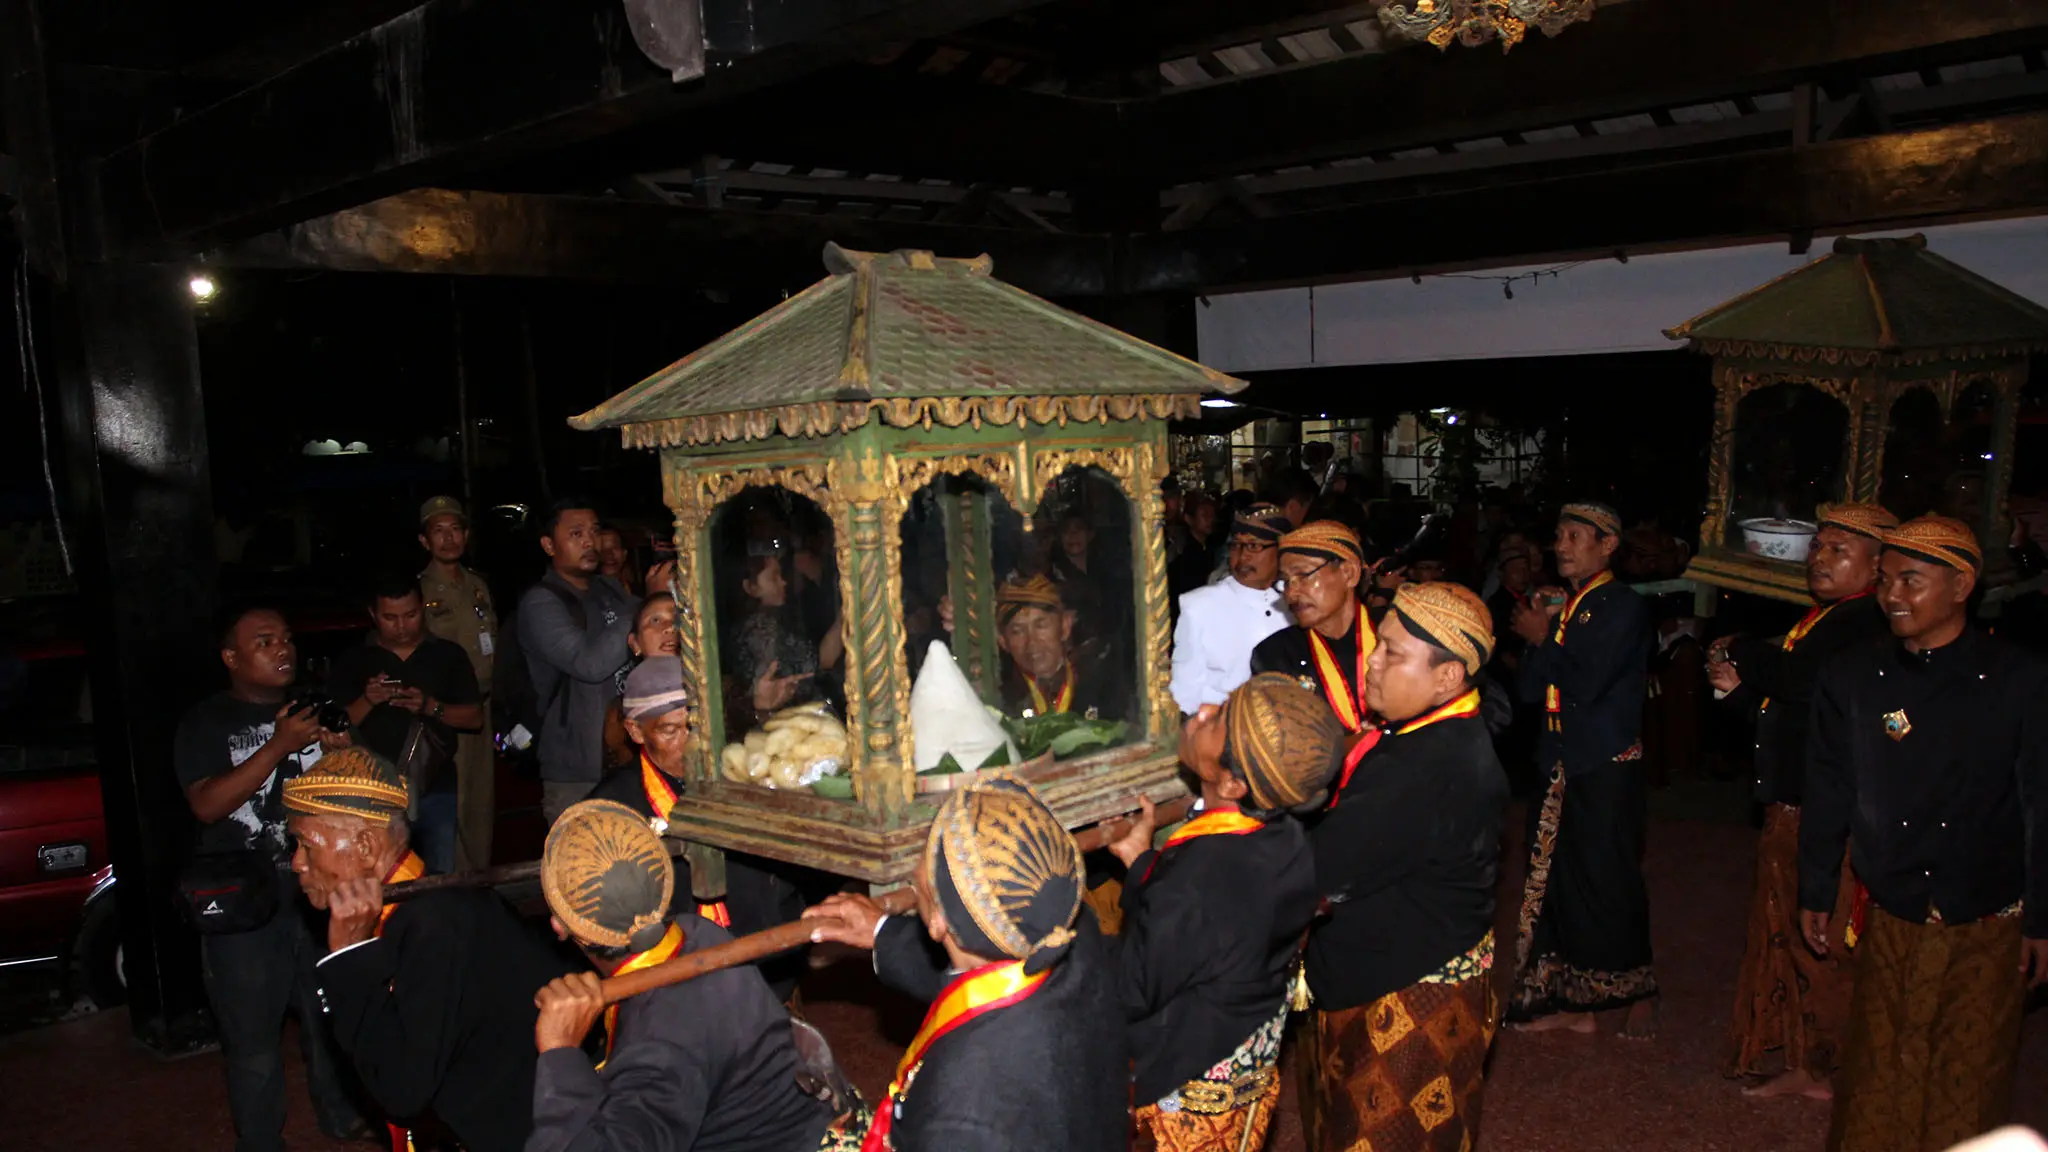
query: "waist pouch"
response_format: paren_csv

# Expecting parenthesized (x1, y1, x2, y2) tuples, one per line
(179, 850, 279, 935)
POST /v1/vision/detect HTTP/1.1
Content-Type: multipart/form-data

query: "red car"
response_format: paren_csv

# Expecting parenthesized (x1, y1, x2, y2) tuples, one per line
(0, 639, 122, 1005)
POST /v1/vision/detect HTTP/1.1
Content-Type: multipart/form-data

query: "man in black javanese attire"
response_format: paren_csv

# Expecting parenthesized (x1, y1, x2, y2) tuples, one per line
(525, 799, 860, 1152)
(1103, 672, 1340, 1151)
(285, 748, 571, 1152)
(1302, 582, 1509, 1152)
(1800, 516, 2048, 1152)
(1505, 501, 1657, 1037)
(1710, 502, 1896, 1098)
(804, 773, 1126, 1152)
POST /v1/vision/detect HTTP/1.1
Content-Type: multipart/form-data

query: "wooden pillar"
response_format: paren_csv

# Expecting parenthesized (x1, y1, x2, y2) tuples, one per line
(660, 456, 717, 783)
(833, 437, 914, 817)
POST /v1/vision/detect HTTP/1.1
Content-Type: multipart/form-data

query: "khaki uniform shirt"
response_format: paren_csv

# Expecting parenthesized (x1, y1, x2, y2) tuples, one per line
(421, 564, 498, 691)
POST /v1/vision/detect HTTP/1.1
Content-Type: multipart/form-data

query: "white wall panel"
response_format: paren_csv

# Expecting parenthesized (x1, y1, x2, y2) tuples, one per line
(1194, 216, 2048, 372)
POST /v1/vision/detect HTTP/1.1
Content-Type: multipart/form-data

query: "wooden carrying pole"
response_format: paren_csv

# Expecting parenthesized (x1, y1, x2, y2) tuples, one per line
(597, 794, 1192, 1005)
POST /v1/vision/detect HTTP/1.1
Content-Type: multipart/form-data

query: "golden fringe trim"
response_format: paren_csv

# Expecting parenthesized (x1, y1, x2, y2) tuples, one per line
(618, 393, 1204, 449)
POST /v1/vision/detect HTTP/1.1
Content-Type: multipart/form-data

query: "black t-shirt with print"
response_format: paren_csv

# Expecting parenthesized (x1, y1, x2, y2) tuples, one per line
(172, 691, 328, 868)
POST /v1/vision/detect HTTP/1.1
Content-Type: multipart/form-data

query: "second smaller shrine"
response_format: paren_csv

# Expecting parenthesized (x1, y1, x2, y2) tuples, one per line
(1667, 234, 2048, 602)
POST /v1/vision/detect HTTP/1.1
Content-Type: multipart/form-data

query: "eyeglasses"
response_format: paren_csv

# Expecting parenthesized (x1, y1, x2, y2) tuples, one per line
(1227, 540, 1275, 555)
(1274, 557, 1334, 592)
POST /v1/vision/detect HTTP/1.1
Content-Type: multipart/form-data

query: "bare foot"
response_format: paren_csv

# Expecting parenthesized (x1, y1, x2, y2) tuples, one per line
(1743, 1070, 1833, 1100)
(1617, 997, 1659, 1040)
(1511, 1011, 1597, 1034)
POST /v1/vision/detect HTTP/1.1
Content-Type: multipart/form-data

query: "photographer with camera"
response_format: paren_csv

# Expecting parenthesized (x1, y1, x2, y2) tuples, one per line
(173, 605, 365, 1152)
(329, 572, 483, 874)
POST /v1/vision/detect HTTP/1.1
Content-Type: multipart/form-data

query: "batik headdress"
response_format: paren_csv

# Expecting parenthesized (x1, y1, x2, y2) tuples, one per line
(281, 747, 409, 820)
(1278, 520, 1364, 565)
(1883, 515, 1982, 574)
(1816, 502, 1900, 542)
(996, 574, 1065, 628)
(922, 772, 1084, 975)
(1559, 502, 1622, 538)
(1231, 503, 1293, 544)
(1391, 581, 1496, 676)
(542, 800, 675, 952)
(1222, 672, 1347, 815)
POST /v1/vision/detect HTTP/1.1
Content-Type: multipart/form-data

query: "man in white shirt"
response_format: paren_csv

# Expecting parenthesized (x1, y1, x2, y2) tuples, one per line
(1171, 504, 1294, 715)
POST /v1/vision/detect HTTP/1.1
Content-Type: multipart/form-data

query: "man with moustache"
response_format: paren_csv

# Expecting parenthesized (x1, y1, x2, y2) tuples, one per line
(1171, 503, 1294, 716)
(1710, 503, 1896, 1099)
(1506, 502, 1656, 1037)
(1800, 516, 2048, 1152)
(174, 606, 364, 1151)
(518, 498, 642, 824)
(1301, 582, 1508, 1152)
(1251, 521, 1379, 766)
(417, 495, 500, 870)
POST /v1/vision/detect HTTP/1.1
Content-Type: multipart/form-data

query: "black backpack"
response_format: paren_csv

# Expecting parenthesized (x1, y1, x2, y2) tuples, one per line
(492, 581, 585, 756)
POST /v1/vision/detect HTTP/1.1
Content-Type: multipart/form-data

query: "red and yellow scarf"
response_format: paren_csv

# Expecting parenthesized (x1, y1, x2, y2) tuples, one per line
(1544, 571, 1614, 731)
(1305, 605, 1375, 732)
(863, 960, 1049, 1152)
(601, 921, 684, 1065)
(1025, 663, 1076, 716)
(640, 754, 729, 927)
(1140, 808, 1263, 884)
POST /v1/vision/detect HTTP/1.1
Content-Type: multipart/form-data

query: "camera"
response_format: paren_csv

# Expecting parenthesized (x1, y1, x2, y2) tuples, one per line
(287, 686, 352, 734)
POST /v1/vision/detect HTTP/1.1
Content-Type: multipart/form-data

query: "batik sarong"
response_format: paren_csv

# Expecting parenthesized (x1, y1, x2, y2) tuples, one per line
(1308, 935, 1497, 1152)
(1725, 803, 1858, 1080)
(1132, 1005, 1287, 1152)
(1509, 761, 1657, 1018)
(1827, 905, 2025, 1152)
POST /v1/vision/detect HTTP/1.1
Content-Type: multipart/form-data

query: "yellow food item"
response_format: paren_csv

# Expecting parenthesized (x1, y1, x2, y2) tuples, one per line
(720, 744, 750, 782)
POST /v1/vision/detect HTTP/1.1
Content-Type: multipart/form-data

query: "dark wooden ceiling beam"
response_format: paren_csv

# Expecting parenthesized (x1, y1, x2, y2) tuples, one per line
(1151, 0, 2048, 183)
(94, 0, 1058, 252)
(490, 66, 1111, 196)
(1128, 110, 2048, 292)
(209, 187, 1113, 296)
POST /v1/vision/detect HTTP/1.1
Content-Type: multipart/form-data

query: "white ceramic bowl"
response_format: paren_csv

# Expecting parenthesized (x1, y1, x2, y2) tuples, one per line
(1737, 518, 1818, 563)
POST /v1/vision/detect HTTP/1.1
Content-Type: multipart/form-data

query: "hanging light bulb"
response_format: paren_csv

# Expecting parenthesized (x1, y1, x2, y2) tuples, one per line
(188, 275, 219, 301)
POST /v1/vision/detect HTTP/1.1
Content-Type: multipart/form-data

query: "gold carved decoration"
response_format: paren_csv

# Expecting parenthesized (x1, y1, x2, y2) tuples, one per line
(1689, 338, 2048, 369)
(1030, 446, 1137, 497)
(1130, 440, 1177, 744)
(620, 393, 1204, 449)
(895, 452, 1020, 511)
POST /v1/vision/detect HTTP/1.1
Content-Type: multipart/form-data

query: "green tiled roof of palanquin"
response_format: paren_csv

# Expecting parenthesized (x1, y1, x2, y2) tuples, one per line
(572, 244, 1242, 431)
(1665, 234, 2048, 360)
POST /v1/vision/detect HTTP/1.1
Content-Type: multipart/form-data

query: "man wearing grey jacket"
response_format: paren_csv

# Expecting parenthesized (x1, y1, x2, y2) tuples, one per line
(518, 500, 643, 823)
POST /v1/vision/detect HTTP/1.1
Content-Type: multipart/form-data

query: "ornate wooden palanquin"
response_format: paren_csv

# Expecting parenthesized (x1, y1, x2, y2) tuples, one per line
(570, 244, 1243, 881)
(1667, 234, 2048, 603)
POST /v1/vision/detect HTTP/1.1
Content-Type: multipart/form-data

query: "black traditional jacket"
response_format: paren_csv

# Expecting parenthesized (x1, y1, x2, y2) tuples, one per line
(1800, 628, 2048, 938)
(1723, 593, 1888, 807)
(316, 888, 572, 1152)
(1513, 575, 1650, 776)
(872, 914, 1126, 1152)
(1117, 817, 1317, 1103)
(528, 918, 835, 1152)
(1306, 712, 1508, 1010)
